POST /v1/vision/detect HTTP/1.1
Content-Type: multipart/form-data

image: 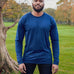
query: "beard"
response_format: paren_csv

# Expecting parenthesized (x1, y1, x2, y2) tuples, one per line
(32, 5, 44, 13)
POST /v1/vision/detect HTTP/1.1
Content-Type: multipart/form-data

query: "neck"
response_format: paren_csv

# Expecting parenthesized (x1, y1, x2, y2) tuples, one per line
(31, 10, 43, 17)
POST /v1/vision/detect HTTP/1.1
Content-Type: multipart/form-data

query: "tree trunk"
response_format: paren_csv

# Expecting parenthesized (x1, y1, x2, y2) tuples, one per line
(0, 7, 19, 74)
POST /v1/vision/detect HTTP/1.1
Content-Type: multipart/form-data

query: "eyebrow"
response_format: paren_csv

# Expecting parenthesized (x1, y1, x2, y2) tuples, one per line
(33, 0, 44, 2)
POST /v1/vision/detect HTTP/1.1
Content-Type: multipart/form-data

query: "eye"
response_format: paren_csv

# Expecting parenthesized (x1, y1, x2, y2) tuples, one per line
(33, 0, 43, 2)
(40, 0, 43, 2)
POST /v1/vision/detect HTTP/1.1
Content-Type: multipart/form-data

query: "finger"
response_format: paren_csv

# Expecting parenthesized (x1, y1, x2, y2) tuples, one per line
(19, 66, 25, 73)
(19, 68, 22, 72)
(23, 65, 26, 73)
(53, 68, 58, 74)
(23, 64, 26, 71)
(20, 69, 24, 73)
(23, 70, 26, 74)
(22, 68, 26, 74)
(20, 68, 26, 74)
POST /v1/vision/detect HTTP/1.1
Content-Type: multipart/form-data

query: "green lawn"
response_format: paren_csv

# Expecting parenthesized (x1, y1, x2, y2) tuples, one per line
(4, 22, 74, 74)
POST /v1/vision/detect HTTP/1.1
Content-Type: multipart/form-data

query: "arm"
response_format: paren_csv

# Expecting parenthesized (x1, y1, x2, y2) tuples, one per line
(50, 17, 59, 65)
(15, 17, 25, 65)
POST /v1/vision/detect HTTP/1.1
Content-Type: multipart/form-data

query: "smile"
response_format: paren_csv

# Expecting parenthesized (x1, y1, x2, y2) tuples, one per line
(36, 5, 41, 7)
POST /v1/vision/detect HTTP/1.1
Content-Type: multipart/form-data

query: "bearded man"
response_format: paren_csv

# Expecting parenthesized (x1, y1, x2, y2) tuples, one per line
(15, 0, 60, 74)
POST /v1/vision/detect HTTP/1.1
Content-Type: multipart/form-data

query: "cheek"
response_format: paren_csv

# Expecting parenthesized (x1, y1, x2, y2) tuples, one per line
(32, 2, 37, 5)
(32, 3, 36, 7)
(40, 3, 44, 6)
(32, 4, 35, 8)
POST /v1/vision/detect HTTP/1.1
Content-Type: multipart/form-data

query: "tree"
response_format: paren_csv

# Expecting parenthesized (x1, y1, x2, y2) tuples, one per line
(70, 0, 74, 25)
(44, 8, 55, 18)
(55, 0, 73, 25)
(0, 0, 19, 74)
(2, 0, 32, 22)
(2, 0, 23, 22)
(20, 3, 32, 14)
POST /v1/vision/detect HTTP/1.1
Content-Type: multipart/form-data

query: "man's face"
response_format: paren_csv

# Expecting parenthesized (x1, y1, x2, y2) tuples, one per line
(32, 0, 44, 13)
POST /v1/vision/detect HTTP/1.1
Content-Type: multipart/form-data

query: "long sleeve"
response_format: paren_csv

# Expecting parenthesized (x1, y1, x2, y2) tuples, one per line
(15, 17, 25, 65)
(50, 17, 59, 65)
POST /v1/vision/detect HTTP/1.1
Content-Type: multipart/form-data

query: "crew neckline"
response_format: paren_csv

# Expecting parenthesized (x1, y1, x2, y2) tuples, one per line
(30, 12, 45, 18)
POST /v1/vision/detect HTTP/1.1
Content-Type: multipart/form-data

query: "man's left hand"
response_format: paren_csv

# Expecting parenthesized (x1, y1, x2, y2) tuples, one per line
(52, 64, 59, 74)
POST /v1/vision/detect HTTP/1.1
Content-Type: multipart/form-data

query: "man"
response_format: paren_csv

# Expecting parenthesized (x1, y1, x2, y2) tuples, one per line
(15, 0, 59, 74)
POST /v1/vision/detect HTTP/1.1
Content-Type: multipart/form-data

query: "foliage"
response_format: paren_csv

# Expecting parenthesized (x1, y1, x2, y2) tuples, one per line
(55, 0, 74, 25)
(2, 0, 32, 22)
(44, 8, 55, 18)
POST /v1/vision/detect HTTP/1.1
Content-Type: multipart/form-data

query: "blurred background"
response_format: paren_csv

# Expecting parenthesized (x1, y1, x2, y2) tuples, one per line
(2, 0, 74, 25)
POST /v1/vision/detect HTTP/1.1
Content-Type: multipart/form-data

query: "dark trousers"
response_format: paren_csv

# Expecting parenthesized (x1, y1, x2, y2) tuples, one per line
(21, 63, 52, 74)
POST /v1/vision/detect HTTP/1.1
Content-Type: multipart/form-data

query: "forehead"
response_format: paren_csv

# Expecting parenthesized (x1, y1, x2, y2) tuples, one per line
(32, 0, 44, 2)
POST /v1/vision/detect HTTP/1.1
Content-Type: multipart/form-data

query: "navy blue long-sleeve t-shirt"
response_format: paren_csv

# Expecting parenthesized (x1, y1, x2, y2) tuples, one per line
(15, 12, 59, 65)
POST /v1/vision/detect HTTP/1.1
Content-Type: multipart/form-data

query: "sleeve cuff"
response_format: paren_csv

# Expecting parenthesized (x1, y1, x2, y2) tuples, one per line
(53, 61, 59, 65)
(18, 60, 24, 65)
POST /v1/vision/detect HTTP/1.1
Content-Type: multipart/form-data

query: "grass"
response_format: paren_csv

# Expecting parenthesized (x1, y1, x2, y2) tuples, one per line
(4, 22, 74, 74)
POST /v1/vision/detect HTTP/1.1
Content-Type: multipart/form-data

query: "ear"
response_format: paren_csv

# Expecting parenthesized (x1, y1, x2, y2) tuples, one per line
(32, 3, 33, 6)
(43, 1, 45, 6)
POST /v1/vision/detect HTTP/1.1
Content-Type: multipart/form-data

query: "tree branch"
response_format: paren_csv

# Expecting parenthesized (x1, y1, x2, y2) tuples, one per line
(5, 19, 19, 32)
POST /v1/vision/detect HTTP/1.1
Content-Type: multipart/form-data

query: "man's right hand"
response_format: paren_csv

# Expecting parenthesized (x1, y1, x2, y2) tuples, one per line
(19, 63, 26, 73)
